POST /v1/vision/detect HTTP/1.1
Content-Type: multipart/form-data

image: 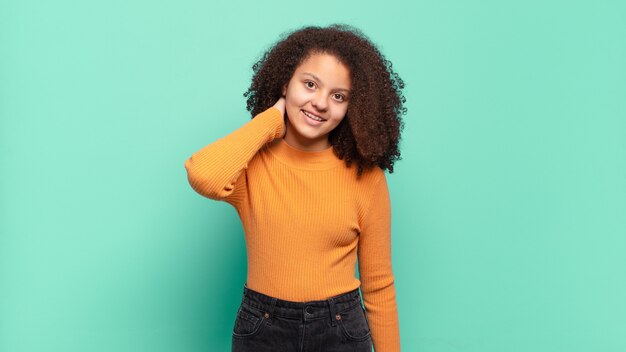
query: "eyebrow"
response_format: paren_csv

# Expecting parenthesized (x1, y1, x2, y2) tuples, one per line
(301, 72, 351, 93)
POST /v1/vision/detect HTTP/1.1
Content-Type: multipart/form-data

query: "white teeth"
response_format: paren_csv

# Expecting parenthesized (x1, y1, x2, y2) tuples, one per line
(303, 110, 324, 122)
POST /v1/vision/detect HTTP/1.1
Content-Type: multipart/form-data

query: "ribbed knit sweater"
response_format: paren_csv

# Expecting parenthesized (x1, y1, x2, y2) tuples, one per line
(185, 107, 400, 351)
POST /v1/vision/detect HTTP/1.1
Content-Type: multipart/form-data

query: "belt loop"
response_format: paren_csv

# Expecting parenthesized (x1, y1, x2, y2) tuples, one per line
(266, 297, 277, 326)
(328, 297, 338, 327)
(241, 284, 248, 305)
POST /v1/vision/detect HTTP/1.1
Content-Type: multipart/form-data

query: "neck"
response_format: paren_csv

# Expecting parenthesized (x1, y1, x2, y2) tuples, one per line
(267, 139, 341, 170)
(283, 134, 331, 152)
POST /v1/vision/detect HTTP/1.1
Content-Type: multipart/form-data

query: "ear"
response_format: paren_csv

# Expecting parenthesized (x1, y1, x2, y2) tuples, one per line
(282, 83, 287, 96)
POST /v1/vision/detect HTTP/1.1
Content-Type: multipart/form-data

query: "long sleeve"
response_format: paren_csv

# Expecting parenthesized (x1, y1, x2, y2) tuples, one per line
(184, 107, 284, 207)
(358, 172, 400, 351)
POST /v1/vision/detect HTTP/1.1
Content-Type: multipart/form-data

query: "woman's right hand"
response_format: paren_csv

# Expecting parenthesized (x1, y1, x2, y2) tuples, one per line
(273, 97, 287, 138)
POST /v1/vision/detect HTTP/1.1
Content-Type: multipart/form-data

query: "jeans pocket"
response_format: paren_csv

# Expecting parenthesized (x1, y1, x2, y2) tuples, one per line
(232, 302, 266, 339)
(337, 303, 372, 342)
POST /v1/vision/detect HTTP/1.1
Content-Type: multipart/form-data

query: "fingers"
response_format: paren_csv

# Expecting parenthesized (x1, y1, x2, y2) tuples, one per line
(272, 97, 287, 138)
(273, 97, 286, 115)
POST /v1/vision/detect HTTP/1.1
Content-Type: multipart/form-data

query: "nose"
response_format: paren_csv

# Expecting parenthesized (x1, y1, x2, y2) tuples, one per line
(311, 92, 328, 112)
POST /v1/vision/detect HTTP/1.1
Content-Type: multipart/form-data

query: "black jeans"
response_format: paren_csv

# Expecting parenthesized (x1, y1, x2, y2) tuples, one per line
(232, 284, 373, 352)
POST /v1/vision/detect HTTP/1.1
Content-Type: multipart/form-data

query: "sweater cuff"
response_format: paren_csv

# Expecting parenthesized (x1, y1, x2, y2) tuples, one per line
(259, 107, 285, 140)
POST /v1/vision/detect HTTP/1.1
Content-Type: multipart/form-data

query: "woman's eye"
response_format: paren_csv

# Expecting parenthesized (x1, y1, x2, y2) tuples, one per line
(305, 81, 316, 89)
(333, 93, 345, 101)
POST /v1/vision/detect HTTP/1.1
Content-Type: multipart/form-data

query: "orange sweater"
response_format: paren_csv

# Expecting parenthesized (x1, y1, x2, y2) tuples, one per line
(185, 107, 400, 351)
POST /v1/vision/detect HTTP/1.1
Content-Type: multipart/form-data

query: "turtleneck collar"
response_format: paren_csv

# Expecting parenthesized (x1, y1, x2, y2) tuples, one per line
(267, 138, 343, 170)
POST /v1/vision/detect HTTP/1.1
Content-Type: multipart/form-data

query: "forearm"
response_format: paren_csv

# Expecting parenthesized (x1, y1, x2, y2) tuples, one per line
(184, 107, 283, 200)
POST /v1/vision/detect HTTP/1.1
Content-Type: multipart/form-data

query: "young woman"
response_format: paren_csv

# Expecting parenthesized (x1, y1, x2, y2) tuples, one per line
(185, 24, 406, 352)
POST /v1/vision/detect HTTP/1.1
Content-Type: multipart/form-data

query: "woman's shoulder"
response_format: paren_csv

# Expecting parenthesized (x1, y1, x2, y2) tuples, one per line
(360, 164, 386, 177)
(352, 164, 387, 186)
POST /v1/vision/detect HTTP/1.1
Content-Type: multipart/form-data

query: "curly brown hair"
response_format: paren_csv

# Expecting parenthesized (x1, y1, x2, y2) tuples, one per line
(244, 24, 406, 174)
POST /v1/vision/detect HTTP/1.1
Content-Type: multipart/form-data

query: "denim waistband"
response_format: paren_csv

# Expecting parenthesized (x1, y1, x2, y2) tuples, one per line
(241, 284, 363, 325)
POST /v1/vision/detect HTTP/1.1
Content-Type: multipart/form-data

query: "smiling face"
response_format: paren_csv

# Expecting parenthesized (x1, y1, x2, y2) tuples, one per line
(282, 52, 352, 151)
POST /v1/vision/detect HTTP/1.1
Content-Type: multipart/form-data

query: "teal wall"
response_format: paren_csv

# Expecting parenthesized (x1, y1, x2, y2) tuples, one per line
(1, 1, 625, 351)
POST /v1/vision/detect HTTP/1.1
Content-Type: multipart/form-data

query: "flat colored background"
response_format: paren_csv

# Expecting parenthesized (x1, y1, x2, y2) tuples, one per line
(1, 1, 625, 351)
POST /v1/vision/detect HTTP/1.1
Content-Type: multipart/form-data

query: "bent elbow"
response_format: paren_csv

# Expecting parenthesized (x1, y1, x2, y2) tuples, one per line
(184, 158, 234, 200)
(185, 158, 243, 200)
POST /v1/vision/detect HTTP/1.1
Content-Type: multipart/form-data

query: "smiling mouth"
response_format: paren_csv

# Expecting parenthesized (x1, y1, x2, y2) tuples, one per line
(302, 110, 326, 122)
